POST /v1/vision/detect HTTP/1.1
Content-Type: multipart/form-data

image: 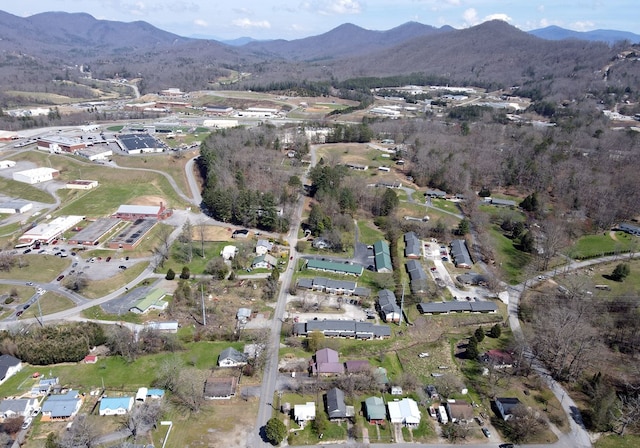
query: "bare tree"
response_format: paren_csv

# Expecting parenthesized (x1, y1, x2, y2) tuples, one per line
(613, 394, 640, 436)
(0, 251, 17, 272)
(121, 400, 164, 441)
(60, 414, 99, 448)
(197, 219, 207, 258)
(152, 225, 173, 269)
(172, 368, 207, 412)
(505, 404, 545, 443)
(63, 272, 88, 292)
(177, 219, 193, 263)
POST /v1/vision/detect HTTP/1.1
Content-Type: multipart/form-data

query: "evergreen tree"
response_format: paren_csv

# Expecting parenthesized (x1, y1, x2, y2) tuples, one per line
(265, 417, 287, 445)
(180, 266, 191, 280)
(165, 269, 175, 280)
(490, 324, 502, 338)
(466, 335, 479, 360)
(611, 263, 630, 281)
(474, 326, 485, 342)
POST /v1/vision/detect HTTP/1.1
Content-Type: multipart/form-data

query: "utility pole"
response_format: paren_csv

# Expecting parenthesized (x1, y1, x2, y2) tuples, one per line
(399, 283, 405, 326)
(201, 284, 206, 326)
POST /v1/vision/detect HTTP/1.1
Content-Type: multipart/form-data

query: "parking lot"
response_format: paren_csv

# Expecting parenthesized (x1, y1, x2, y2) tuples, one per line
(285, 291, 370, 322)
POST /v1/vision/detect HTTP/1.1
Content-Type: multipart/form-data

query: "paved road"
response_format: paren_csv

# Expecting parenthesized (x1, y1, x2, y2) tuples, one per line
(250, 145, 318, 447)
(184, 155, 203, 205)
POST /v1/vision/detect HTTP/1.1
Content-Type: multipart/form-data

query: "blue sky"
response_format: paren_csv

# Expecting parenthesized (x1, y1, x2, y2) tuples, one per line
(4, 1, 638, 40)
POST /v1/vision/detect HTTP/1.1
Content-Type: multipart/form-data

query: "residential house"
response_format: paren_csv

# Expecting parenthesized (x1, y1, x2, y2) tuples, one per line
(294, 320, 391, 340)
(365, 397, 387, 424)
(456, 273, 487, 286)
(404, 232, 422, 259)
(129, 289, 169, 314)
(387, 398, 421, 426)
(30, 377, 59, 396)
(220, 245, 238, 260)
(251, 254, 278, 269)
(619, 223, 640, 236)
(0, 398, 38, 420)
(406, 259, 428, 293)
(490, 197, 517, 207)
(373, 240, 393, 273)
(255, 239, 274, 255)
(204, 376, 238, 400)
(147, 389, 165, 400)
(135, 387, 148, 402)
(305, 258, 364, 276)
(312, 348, 344, 376)
(495, 397, 522, 421)
(99, 397, 134, 416)
(481, 350, 515, 369)
(418, 301, 498, 315)
(41, 390, 82, 421)
(325, 388, 352, 420)
(425, 189, 447, 198)
(450, 239, 473, 268)
(218, 347, 248, 367)
(377, 289, 401, 323)
(0, 354, 22, 385)
(294, 402, 316, 427)
(297, 277, 358, 295)
(445, 400, 474, 424)
(374, 367, 389, 386)
(390, 386, 403, 396)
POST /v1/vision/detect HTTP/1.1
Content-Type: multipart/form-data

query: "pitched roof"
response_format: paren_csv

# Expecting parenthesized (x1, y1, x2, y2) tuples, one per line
(496, 397, 521, 416)
(0, 398, 30, 414)
(42, 390, 81, 418)
(450, 239, 473, 267)
(344, 360, 371, 373)
(373, 240, 393, 272)
(219, 347, 248, 364)
(418, 301, 498, 314)
(404, 232, 422, 257)
(306, 258, 363, 276)
(0, 354, 21, 367)
(130, 289, 167, 313)
(378, 289, 400, 316)
(326, 388, 347, 419)
(365, 396, 387, 420)
(315, 348, 339, 364)
(388, 398, 421, 424)
(100, 397, 133, 412)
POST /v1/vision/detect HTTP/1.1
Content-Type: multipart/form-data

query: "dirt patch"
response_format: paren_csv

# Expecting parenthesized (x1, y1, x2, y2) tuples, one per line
(190, 225, 235, 242)
(128, 195, 166, 206)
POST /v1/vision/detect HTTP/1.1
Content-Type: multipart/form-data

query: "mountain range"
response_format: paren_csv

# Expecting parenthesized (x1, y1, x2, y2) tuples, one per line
(0, 10, 637, 105)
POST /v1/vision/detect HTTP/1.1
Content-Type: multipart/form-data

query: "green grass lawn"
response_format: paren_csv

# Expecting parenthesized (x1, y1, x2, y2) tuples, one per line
(0, 177, 56, 204)
(569, 232, 639, 259)
(1, 256, 71, 282)
(430, 198, 460, 214)
(160, 241, 227, 275)
(595, 434, 640, 448)
(0, 341, 243, 396)
(80, 261, 149, 299)
(357, 220, 385, 245)
(488, 226, 532, 284)
(20, 291, 75, 318)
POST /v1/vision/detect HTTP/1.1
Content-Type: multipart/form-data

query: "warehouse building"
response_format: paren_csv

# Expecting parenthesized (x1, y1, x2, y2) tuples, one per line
(68, 218, 121, 246)
(116, 134, 166, 154)
(0, 200, 32, 214)
(113, 203, 172, 221)
(65, 180, 99, 190)
(18, 215, 85, 246)
(37, 136, 86, 153)
(12, 167, 60, 184)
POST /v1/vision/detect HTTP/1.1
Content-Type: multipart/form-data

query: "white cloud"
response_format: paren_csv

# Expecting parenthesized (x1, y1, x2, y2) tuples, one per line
(232, 18, 272, 29)
(304, 0, 362, 15)
(194, 19, 208, 27)
(462, 8, 478, 26)
(571, 21, 595, 31)
(233, 7, 253, 15)
(484, 13, 512, 24)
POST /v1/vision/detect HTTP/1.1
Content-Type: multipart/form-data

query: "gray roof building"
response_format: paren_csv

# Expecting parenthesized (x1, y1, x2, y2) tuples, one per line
(377, 289, 401, 323)
(294, 319, 391, 339)
(418, 301, 498, 314)
(450, 239, 473, 268)
(404, 232, 422, 258)
(619, 223, 640, 236)
(326, 388, 348, 419)
(306, 259, 363, 276)
(406, 259, 428, 293)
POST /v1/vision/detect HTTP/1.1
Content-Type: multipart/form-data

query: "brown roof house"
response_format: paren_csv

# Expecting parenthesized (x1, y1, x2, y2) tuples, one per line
(311, 348, 344, 376)
(445, 400, 474, 424)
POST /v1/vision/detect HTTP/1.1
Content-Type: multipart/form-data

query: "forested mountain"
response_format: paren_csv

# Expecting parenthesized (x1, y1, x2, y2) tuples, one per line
(529, 25, 640, 44)
(242, 21, 449, 61)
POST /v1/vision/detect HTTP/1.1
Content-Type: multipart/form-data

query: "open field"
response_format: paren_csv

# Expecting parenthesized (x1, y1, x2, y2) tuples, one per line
(569, 231, 639, 259)
(488, 226, 531, 284)
(20, 291, 75, 318)
(595, 434, 640, 448)
(0, 177, 56, 204)
(1, 256, 71, 282)
(557, 257, 640, 298)
(357, 220, 385, 245)
(12, 151, 190, 214)
(112, 149, 198, 199)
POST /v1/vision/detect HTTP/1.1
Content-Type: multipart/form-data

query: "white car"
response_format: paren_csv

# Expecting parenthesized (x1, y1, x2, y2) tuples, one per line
(21, 417, 32, 430)
(419, 352, 430, 358)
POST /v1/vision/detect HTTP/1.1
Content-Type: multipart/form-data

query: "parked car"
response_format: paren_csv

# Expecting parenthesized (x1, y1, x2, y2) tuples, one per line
(16, 311, 23, 317)
(119, 265, 127, 270)
(419, 352, 430, 358)
(38, 249, 46, 254)
(441, 257, 449, 262)
(499, 444, 515, 448)
(23, 304, 30, 310)
(482, 427, 491, 438)
(21, 417, 32, 430)
(430, 267, 437, 271)
(106, 256, 111, 262)
(26, 282, 34, 286)
(72, 262, 78, 268)
(56, 275, 65, 281)
(23, 249, 32, 254)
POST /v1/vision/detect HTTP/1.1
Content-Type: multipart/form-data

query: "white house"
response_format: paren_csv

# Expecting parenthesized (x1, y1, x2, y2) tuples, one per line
(255, 239, 274, 255)
(387, 398, 421, 426)
(251, 254, 278, 269)
(99, 397, 134, 416)
(220, 245, 238, 260)
(0, 398, 38, 420)
(294, 402, 316, 427)
(218, 347, 248, 367)
(0, 355, 22, 386)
